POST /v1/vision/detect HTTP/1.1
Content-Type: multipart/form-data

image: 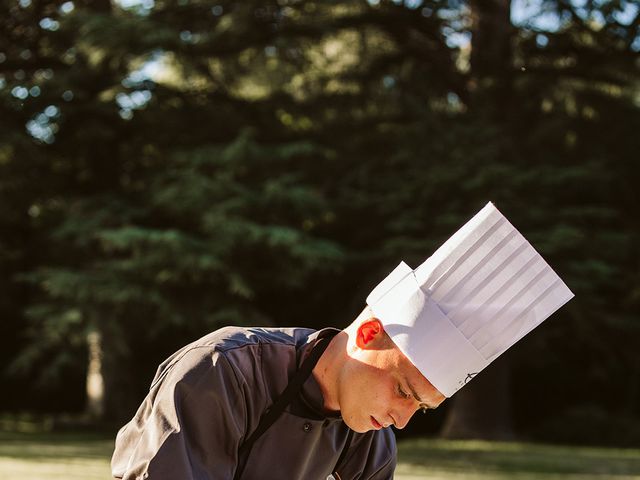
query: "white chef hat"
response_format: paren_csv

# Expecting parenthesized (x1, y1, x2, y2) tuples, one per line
(366, 202, 574, 397)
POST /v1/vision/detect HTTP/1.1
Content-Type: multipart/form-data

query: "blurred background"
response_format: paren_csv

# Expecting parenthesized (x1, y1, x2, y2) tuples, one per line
(1, 0, 639, 454)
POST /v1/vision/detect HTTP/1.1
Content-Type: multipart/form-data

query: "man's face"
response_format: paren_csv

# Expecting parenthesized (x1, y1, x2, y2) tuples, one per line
(337, 320, 446, 433)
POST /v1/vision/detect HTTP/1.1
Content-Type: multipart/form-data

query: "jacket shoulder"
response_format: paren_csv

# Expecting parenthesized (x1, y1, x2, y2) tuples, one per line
(202, 326, 315, 354)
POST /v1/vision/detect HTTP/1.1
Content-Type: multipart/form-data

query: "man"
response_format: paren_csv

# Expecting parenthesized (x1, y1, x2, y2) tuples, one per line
(111, 308, 431, 480)
(112, 202, 573, 479)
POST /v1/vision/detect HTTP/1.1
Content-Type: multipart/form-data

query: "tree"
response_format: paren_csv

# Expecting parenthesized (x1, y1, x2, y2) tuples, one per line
(2, 0, 639, 444)
(440, 0, 640, 440)
(7, 0, 348, 422)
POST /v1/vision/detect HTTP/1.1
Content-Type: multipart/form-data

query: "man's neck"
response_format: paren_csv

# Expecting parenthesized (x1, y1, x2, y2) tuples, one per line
(312, 330, 347, 414)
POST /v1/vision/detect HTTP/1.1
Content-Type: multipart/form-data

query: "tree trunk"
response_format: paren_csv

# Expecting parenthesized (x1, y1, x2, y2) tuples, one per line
(468, 0, 514, 118)
(85, 330, 105, 419)
(440, 356, 515, 440)
(438, 0, 517, 442)
(469, 0, 513, 80)
(92, 314, 139, 425)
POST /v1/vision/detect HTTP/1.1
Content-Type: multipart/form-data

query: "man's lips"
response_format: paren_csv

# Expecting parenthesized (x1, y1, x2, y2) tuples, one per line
(370, 416, 382, 430)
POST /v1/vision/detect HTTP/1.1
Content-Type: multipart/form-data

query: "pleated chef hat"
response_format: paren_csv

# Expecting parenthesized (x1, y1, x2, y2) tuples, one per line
(366, 202, 574, 397)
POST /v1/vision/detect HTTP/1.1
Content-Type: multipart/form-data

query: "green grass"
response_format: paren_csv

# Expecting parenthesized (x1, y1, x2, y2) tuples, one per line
(397, 438, 640, 479)
(1, 431, 640, 479)
(0, 431, 114, 480)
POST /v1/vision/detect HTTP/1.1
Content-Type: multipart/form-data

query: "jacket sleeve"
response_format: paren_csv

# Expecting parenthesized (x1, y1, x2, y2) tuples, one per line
(111, 348, 247, 480)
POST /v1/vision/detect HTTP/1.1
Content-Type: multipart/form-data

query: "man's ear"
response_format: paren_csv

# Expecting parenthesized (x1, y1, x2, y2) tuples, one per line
(356, 318, 384, 349)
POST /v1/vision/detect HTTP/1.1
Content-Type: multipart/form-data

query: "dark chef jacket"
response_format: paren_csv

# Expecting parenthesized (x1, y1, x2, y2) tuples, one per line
(111, 326, 397, 479)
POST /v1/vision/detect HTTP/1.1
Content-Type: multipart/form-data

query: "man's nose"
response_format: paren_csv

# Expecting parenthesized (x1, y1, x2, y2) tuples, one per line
(392, 403, 416, 430)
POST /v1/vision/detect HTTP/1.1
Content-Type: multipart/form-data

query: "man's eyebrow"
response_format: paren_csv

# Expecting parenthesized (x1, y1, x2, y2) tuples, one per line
(405, 377, 436, 409)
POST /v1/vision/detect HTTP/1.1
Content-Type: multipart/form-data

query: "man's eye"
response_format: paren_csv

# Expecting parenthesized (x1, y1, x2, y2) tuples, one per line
(398, 385, 410, 399)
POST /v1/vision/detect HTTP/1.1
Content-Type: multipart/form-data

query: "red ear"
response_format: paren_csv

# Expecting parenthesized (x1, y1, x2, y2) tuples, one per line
(356, 318, 383, 348)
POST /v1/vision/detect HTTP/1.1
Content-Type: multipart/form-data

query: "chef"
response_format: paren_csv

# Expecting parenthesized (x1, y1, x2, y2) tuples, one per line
(111, 202, 574, 480)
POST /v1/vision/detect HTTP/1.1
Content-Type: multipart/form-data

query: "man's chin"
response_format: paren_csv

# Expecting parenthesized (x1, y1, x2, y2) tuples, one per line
(342, 418, 370, 434)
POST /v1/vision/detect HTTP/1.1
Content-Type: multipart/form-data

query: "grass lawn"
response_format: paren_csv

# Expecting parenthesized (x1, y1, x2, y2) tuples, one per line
(0, 431, 114, 480)
(397, 438, 640, 479)
(1, 431, 640, 479)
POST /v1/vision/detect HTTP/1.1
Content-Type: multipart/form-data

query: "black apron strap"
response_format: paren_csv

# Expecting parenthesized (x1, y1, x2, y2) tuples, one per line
(235, 330, 348, 479)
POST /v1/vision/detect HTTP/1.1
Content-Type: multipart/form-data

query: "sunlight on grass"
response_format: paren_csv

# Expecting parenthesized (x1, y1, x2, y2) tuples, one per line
(396, 438, 640, 480)
(0, 431, 113, 480)
(0, 457, 111, 480)
(1, 432, 640, 479)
